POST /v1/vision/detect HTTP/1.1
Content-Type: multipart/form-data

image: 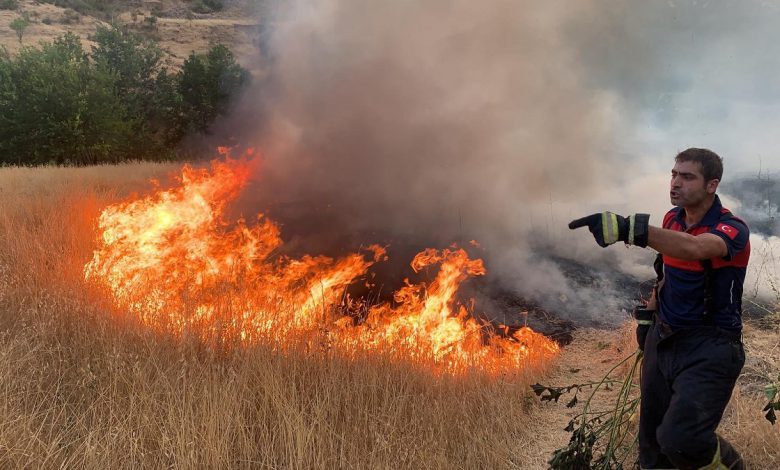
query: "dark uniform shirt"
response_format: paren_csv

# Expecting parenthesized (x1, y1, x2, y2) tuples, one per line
(658, 195, 751, 332)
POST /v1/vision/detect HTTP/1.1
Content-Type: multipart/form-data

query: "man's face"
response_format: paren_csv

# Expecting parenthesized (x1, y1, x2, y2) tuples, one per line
(670, 160, 718, 207)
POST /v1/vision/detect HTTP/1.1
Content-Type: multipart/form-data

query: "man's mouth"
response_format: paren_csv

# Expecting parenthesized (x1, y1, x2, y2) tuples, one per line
(670, 191, 680, 199)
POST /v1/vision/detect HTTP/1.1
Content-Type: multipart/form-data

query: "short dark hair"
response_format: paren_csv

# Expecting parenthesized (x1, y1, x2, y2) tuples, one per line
(675, 148, 723, 182)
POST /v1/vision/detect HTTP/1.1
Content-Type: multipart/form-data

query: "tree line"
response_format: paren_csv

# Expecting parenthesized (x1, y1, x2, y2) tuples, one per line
(0, 26, 249, 165)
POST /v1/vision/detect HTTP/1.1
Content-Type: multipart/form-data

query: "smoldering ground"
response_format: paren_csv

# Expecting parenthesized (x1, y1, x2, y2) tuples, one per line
(206, 0, 780, 326)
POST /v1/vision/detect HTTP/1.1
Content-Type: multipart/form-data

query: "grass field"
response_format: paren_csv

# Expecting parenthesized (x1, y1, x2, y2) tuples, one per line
(0, 162, 556, 468)
(0, 162, 777, 469)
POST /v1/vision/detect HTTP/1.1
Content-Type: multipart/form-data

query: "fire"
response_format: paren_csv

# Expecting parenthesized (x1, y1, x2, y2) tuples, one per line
(85, 155, 558, 374)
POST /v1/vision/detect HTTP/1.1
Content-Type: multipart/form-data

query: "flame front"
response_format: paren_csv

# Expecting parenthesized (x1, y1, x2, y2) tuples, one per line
(85, 157, 558, 374)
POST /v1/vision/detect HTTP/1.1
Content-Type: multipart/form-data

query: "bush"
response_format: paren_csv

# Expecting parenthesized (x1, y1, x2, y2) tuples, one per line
(61, 9, 81, 24)
(143, 15, 158, 30)
(204, 0, 223, 10)
(0, 0, 18, 11)
(9, 16, 30, 43)
(191, 0, 223, 14)
(41, 1, 119, 16)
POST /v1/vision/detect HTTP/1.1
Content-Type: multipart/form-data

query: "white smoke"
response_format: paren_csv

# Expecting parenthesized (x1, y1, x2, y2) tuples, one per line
(221, 0, 780, 324)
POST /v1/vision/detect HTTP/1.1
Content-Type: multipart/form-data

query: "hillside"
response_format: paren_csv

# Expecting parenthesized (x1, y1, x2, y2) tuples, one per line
(0, 0, 263, 69)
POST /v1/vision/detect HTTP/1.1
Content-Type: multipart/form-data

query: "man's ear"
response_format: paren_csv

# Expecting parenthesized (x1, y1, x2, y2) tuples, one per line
(706, 178, 720, 194)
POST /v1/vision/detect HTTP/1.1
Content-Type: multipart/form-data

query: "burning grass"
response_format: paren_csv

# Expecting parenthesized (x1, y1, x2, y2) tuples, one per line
(0, 161, 555, 468)
(3, 160, 775, 468)
(80, 153, 558, 375)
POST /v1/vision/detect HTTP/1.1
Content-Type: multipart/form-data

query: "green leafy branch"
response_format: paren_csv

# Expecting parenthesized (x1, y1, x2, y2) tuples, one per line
(763, 374, 780, 425)
(532, 350, 643, 470)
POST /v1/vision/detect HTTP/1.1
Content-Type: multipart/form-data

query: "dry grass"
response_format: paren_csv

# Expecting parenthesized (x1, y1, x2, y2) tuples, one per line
(521, 308, 780, 469)
(0, 162, 547, 469)
(3, 162, 778, 469)
(720, 313, 780, 467)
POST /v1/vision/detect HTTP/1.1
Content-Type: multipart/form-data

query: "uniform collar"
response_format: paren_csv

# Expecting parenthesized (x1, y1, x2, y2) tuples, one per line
(674, 195, 722, 230)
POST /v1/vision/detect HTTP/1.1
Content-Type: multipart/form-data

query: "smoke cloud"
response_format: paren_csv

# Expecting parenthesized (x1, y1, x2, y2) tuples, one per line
(218, 0, 780, 324)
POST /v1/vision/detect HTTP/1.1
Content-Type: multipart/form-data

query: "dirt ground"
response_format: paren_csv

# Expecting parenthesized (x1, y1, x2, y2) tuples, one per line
(0, 0, 262, 68)
(527, 318, 780, 469)
(524, 325, 639, 469)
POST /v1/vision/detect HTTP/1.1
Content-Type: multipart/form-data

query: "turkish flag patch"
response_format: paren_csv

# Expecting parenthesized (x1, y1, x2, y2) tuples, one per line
(716, 223, 739, 240)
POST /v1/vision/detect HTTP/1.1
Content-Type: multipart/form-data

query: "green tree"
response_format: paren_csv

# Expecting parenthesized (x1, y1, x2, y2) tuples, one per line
(0, 50, 14, 152)
(177, 44, 250, 136)
(9, 16, 30, 44)
(0, 34, 133, 165)
(91, 25, 179, 156)
(0, 30, 250, 165)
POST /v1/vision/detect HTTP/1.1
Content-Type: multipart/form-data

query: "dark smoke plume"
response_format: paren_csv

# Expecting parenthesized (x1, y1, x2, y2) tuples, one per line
(214, 0, 780, 324)
(218, 0, 650, 325)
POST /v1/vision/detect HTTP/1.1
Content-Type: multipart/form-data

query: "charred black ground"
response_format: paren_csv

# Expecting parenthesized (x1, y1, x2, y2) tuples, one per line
(248, 200, 661, 347)
(233, 192, 775, 349)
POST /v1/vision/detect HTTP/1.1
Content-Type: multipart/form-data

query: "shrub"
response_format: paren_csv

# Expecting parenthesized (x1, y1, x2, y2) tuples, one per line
(0, 0, 18, 11)
(61, 9, 81, 24)
(143, 15, 158, 30)
(41, 1, 119, 16)
(9, 16, 30, 43)
(191, 0, 223, 14)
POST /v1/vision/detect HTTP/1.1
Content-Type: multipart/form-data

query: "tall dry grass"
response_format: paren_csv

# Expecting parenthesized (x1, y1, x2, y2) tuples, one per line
(720, 311, 780, 467)
(0, 163, 548, 468)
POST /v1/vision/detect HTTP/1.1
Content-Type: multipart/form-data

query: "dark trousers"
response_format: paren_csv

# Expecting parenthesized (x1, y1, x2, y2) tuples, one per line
(639, 323, 745, 469)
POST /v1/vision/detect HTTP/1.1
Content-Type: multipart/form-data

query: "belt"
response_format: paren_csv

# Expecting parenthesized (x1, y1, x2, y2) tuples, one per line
(653, 315, 742, 342)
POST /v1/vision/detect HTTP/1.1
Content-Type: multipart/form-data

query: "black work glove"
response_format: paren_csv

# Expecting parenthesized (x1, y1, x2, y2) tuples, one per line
(568, 212, 650, 248)
(632, 306, 654, 351)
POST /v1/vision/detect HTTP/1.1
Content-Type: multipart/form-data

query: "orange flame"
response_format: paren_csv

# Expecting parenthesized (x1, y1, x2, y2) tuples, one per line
(85, 155, 558, 374)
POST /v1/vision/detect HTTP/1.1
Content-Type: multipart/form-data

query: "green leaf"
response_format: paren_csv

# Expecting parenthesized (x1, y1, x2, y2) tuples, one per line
(764, 383, 778, 401)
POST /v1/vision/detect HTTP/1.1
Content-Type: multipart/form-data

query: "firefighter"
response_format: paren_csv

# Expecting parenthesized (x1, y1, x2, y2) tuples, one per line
(569, 148, 749, 470)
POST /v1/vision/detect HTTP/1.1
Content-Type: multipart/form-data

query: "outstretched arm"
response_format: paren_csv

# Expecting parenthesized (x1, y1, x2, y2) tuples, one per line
(647, 227, 727, 260)
(568, 211, 735, 261)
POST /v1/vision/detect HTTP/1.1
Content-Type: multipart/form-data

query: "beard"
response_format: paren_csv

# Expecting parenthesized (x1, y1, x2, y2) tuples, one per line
(670, 186, 709, 208)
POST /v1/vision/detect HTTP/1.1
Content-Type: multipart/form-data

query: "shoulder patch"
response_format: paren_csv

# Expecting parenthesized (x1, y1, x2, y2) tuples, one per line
(716, 223, 739, 240)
